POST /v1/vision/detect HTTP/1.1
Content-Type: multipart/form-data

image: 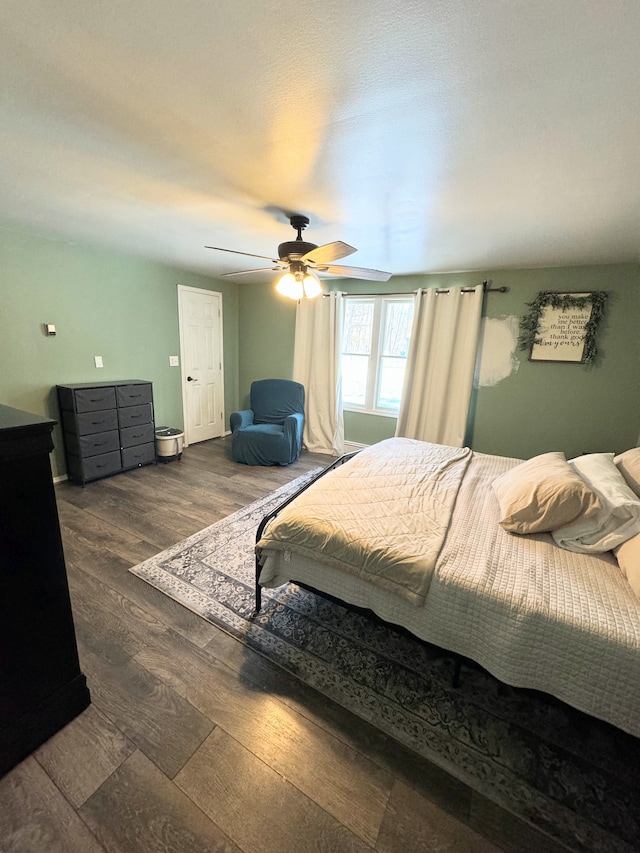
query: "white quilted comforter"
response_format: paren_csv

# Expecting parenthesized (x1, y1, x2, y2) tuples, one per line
(257, 438, 471, 605)
(258, 440, 640, 737)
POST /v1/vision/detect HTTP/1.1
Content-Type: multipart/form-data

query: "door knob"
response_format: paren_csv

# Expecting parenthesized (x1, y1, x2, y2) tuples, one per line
(187, 376, 197, 382)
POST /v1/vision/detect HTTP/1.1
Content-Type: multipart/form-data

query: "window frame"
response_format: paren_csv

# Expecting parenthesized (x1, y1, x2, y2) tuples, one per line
(341, 295, 414, 418)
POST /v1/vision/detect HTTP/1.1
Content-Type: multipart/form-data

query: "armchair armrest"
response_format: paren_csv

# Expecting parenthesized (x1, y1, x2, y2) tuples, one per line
(283, 412, 304, 444)
(230, 409, 254, 433)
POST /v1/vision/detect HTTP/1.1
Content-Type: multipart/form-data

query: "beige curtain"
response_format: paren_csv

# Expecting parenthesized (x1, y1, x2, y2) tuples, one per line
(293, 292, 345, 455)
(395, 285, 483, 447)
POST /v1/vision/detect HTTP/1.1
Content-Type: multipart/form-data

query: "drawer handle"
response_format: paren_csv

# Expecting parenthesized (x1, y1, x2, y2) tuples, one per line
(96, 463, 107, 469)
(94, 441, 107, 447)
(128, 394, 142, 398)
(92, 420, 106, 425)
(132, 432, 144, 438)
(130, 414, 143, 419)
(89, 397, 105, 403)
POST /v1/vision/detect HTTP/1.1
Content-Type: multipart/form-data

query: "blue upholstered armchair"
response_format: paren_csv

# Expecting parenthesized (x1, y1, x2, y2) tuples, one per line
(230, 379, 305, 466)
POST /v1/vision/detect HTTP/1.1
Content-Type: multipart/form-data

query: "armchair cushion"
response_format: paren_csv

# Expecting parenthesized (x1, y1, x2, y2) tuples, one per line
(230, 379, 305, 466)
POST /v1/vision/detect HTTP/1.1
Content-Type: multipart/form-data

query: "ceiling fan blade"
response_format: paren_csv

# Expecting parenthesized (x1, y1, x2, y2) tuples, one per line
(205, 245, 279, 263)
(319, 264, 392, 282)
(302, 241, 357, 264)
(220, 267, 284, 277)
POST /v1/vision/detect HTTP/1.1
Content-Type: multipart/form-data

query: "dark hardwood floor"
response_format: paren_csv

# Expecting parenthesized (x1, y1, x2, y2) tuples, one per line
(0, 437, 567, 853)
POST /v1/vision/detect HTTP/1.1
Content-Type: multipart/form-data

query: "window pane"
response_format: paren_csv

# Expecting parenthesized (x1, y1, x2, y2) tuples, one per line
(342, 354, 369, 405)
(382, 301, 413, 357)
(377, 357, 407, 410)
(342, 301, 374, 355)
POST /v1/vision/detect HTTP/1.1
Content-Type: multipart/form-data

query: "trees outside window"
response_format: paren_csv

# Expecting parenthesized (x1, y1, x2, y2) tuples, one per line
(341, 297, 414, 415)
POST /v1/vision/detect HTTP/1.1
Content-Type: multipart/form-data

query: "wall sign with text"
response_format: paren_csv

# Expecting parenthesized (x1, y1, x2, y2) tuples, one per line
(517, 291, 608, 366)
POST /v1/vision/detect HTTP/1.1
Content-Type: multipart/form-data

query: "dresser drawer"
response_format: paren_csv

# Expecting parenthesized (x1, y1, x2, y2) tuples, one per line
(74, 387, 117, 413)
(64, 409, 118, 436)
(117, 384, 152, 408)
(118, 404, 152, 428)
(82, 450, 122, 481)
(121, 442, 155, 469)
(120, 422, 155, 448)
(65, 429, 120, 458)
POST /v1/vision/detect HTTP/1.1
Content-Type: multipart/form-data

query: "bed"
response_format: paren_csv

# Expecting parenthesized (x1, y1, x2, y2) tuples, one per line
(255, 437, 640, 738)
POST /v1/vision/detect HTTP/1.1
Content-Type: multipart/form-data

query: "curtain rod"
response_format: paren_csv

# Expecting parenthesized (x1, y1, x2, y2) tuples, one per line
(323, 281, 509, 297)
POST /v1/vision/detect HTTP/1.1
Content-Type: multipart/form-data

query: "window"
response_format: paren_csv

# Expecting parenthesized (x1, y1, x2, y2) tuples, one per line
(341, 297, 414, 415)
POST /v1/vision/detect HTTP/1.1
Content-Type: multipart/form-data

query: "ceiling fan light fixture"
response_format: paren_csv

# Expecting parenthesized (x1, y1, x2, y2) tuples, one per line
(275, 269, 322, 300)
(275, 272, 302, 300)
(302, 274, 322, 299)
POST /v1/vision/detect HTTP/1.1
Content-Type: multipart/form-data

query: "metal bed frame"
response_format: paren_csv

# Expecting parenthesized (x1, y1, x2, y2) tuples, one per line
(253, 450, 359, 614)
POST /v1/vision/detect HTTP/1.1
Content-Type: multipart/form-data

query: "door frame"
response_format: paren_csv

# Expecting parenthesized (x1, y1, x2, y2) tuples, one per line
(177, 284, 225, 448)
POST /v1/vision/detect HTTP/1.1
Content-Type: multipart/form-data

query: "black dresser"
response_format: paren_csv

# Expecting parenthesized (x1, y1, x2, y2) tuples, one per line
(57, 380, 156, 485)
(0, 404, 90, 777)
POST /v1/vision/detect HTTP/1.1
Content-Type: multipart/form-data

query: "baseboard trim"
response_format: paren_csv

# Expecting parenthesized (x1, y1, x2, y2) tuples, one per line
(344, 441, 368, 452)
(53, 473, 68, 484)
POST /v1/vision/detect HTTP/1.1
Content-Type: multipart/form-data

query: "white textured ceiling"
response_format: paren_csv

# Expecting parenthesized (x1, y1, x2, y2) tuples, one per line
(1, 0, 639, 281)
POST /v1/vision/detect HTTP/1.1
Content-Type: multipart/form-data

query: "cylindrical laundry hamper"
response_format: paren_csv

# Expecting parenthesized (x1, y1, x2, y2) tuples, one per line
(154, 427, 184, 462)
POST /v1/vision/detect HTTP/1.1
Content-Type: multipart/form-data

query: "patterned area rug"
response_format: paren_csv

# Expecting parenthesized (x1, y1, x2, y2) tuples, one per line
(130, 472, 639, 853)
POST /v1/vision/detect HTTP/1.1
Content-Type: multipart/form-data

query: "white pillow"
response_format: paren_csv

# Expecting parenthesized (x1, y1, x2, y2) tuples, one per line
(552, 453, 640, 553)
(614, 448, 640, 498)
(491, 451, 601, 534)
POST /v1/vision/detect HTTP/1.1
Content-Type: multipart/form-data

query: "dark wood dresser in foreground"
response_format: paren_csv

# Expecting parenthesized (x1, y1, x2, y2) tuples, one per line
(57, 380, 156, 485)
(0, 404, 90, 778)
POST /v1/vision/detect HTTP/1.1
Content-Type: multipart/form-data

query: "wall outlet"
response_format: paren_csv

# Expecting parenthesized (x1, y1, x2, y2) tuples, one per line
(94, 355, 104, 368)
(169, 355, 179, 366)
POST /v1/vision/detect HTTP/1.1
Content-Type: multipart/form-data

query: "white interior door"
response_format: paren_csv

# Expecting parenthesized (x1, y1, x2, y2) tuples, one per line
(178, 285, 225, 445)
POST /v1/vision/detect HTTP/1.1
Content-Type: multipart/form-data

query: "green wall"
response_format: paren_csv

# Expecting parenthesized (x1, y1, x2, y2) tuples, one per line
(2, 220, 637, 479)
(0, 226, 239, 478)
(238, 281, 298, 409)
(467, 265, 639, 458)
(238, 264, 640, 459)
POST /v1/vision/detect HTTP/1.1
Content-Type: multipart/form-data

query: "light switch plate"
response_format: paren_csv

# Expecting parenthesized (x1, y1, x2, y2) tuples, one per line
(169, 355, 179, 366)
(94, 355, 104, 368)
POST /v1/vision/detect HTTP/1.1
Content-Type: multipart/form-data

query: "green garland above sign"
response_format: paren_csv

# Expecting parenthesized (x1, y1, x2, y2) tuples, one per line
(518, 290, 608, 365)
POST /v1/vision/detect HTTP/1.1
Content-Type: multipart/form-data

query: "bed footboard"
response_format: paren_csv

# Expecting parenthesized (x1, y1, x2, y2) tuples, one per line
(253, 450, 359, 615)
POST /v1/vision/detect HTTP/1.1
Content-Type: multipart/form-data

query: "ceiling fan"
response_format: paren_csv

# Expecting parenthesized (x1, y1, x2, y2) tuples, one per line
(205, 214, 391, 299)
